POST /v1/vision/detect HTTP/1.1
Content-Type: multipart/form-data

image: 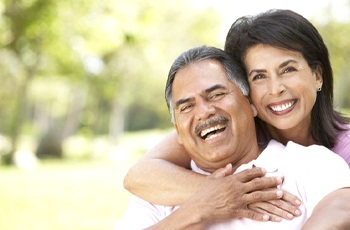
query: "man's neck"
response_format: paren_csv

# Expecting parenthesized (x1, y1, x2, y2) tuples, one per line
(230, 144, 263, 173)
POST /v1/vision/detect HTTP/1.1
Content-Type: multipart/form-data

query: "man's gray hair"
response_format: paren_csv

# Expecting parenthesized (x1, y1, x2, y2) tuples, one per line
(165, 46, 249, 123)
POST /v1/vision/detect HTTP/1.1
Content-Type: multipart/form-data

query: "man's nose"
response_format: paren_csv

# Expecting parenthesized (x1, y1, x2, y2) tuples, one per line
(195, 101, 215, 121)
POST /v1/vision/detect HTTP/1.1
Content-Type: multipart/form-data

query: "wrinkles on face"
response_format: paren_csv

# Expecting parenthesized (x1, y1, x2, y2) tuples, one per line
(244, 44, 321, 142)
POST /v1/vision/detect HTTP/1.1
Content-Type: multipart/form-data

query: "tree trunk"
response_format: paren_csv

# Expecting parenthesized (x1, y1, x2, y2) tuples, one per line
(3, 68, 33, 165)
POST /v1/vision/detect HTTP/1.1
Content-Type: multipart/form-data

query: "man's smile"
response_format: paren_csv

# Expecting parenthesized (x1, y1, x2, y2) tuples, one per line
(200, 124, 227, 140)
(195, 117, 229, 140)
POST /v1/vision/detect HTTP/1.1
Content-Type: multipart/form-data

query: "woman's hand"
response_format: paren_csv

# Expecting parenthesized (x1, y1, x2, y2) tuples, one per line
(188, 165, 288, 223)
(248, 190, 302, 221)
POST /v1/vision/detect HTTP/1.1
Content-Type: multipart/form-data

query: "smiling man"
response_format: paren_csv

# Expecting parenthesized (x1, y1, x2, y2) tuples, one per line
(170, 50, 259, 174)
(119, 46, 350, 230)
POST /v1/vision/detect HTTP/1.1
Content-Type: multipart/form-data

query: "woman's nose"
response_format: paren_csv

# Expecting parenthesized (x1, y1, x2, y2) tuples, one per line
(268, 78, 286, 96)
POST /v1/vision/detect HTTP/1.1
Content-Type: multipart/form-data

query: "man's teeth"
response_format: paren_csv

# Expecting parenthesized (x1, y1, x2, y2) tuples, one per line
(270, 101, 294, 112)
(200, 125, 225, 138)
(206, 133, 219, 140)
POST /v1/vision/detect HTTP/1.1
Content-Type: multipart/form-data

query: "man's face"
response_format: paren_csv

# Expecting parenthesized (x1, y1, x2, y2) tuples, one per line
(172, 59, 258, 172)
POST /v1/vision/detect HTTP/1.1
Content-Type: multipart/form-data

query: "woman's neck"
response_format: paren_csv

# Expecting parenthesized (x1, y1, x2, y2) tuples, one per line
(267, 124, 317, 146)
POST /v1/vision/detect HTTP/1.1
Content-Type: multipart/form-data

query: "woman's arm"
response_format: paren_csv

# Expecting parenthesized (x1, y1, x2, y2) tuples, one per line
(302, 188, 350, 230)
(145, 165, 282, 230)
(123, 131, 205, 205)
(123, 131, 301, 220)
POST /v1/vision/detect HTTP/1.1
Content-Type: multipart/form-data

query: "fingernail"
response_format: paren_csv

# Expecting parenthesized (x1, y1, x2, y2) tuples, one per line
(295, 210, 301, 216)
(287, 213, 293, 219)
(263, 215, 269, 221)
(275, 217, 282, 222)
(295, 199, 301, 205)
(276, 190, 283, 197)
(277, 177, 282, 184)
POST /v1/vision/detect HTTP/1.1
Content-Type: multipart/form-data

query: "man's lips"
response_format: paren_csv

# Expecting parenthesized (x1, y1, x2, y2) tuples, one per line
(200, 124, 226, 140)
(195, 117, 228, 140)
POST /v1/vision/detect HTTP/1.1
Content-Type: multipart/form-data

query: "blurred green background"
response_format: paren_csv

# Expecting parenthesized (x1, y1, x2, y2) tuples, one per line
(0, 0, 349, 229)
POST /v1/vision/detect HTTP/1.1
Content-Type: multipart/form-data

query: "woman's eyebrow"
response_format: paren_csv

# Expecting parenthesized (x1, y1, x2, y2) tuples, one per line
(279, 59, 298, 68)
(248, 59, 298, 76)
(248, 68, 266, 76)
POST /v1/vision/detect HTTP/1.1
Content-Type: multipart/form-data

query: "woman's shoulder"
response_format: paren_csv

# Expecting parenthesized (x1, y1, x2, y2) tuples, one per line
(337, 124, 350, 140)
(332, 124, 350, 165)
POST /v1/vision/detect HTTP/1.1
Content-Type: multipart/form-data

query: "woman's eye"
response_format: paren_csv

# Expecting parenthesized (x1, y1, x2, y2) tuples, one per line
(252, 74, 265, 81)
(282, 67, 296, 74)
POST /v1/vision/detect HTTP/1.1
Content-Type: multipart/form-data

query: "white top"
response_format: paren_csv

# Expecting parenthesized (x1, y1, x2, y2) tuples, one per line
(118, 140, 350, 230)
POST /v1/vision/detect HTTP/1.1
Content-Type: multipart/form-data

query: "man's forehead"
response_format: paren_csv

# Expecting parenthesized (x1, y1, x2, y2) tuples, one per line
(175, 60, 227, 81)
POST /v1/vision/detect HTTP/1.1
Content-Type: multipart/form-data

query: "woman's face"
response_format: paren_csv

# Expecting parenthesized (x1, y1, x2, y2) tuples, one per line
(244, 44, 323, 131)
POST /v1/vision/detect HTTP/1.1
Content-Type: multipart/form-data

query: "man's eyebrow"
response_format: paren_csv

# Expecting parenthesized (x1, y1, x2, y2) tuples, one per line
(175, 97, 193, 109)
(204, 84, 228, 94)
(174, 84, 228, 109)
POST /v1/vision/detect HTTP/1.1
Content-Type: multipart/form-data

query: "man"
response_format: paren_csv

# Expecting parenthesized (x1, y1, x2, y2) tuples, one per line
(119, 46, 350, 229)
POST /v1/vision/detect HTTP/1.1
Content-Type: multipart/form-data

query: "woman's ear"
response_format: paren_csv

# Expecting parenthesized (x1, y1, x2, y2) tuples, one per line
(250, 104, 258, 117)
(315, 65, 323, 89)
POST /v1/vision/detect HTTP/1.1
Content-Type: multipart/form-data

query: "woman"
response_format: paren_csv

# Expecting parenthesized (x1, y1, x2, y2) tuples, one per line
(224, 9, 350, 155)
(123, 9, 350, 222)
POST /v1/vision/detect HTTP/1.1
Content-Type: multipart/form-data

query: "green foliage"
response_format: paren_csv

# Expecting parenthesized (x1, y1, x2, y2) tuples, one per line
(317, 19, 350, 109)
(0, 0, 223, 146)
(4, 0, 349, 162)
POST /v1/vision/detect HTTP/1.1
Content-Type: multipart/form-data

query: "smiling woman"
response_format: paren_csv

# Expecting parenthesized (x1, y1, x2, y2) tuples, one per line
(225, 9, 350, 155)
(245, 44, 323, 146)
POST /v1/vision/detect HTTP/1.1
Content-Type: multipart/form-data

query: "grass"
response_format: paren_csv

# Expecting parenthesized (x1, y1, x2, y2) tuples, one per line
(0, 129, 169, 230)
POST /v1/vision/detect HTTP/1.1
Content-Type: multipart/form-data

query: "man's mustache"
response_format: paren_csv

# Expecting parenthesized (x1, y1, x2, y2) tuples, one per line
(194, 116, 228, 134)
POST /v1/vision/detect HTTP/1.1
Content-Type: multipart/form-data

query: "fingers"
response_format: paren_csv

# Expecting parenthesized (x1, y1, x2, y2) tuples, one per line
(239, 209, 270, 222)
(242, 175, 284, 193)
(247, 203, 282, 222)
(198, 166, 302, 224)
(247, 190, 302, 221)
(243, 188, 284, 205)
(210, 164, 233, 179)
(282, 190, 302, 206)
(235, 167, 267, 182)
(267, 200, 301, 219)
(248, 201, 300, 221)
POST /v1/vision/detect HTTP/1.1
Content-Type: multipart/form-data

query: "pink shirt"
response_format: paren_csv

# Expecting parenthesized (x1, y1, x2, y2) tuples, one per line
(332, 125, 350, 166)
(257, 124, 350, 166)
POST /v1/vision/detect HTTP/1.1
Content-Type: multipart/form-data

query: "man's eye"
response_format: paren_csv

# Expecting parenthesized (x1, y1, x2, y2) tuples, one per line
(180, 104, 193, 113)
(209, 92, 226, 100)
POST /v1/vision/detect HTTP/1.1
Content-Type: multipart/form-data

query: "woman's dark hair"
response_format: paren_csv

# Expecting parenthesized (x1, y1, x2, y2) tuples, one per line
(224, 9, 349, 148)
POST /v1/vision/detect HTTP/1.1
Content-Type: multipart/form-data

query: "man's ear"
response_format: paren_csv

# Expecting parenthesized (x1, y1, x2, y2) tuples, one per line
(250, 104, 258, 117)
(174, 124, 183, 144)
